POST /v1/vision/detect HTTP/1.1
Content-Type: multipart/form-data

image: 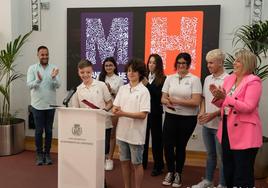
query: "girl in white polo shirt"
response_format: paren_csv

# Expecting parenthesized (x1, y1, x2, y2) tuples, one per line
(161, 52, 202, 187)
(98, 57, 124, 171)
(113, 58, 150, 188)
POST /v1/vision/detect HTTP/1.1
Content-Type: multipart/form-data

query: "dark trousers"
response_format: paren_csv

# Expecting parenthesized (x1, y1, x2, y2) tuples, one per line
(143, 113, 164, 170)
(105, 128, 112, 155)
(31, 107, 55, 154)
(222, 115, 258, 188)
(163, 113, 197, 173)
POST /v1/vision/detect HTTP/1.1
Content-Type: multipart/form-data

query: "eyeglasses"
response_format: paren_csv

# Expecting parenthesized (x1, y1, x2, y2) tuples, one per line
(177, 62, 187, 65)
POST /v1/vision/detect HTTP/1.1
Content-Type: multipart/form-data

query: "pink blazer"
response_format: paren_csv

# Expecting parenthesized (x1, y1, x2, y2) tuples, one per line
(212, 74, 263, 149)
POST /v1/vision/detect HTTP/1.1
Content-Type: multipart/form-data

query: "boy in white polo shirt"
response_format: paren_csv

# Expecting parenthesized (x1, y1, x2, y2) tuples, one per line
(71, 59, 113, 173)
(192, 49, 228, 188)
(113, 58, 150, 188)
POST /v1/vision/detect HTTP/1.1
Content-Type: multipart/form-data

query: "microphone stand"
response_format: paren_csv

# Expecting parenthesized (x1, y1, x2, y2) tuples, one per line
(62, 87, 77, 107)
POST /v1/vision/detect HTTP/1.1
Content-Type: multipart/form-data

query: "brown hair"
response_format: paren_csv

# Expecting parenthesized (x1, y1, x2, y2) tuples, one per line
(37, 45, 48, 53)
(99, 57, 118, 82)
(146, 54, 166, 86)
(174, 52, 192, 69)
(125, 58, 147, 82)
(77, 59, 93, 69)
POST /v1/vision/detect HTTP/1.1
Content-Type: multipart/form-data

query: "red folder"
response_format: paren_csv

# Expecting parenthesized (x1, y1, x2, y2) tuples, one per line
(81, 99, 100, 109)
(167, 106, 176, 111)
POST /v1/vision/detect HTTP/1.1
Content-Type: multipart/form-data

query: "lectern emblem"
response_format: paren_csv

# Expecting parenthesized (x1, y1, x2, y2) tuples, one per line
(72, 124, 82, 136)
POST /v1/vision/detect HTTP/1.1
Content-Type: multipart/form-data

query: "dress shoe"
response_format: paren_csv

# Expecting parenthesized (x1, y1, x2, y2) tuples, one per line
(151, 168, 163, 176)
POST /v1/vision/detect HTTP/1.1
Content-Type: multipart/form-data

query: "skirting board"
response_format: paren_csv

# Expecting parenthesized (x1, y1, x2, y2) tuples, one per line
(25, 136, 207, 167)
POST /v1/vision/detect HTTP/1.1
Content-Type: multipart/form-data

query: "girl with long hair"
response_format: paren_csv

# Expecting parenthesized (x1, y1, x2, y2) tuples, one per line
(98, 57, 124, 171)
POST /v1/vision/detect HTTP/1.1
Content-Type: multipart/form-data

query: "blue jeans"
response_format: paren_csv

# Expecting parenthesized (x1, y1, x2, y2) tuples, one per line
(32, 107, 55, 154)
(117, 140, 144, 165)
(202, 126, 225, 185)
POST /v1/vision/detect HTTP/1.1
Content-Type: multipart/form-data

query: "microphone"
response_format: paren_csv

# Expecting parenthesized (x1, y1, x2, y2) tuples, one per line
(49, 104, 63, 108)
(63, 87, 77, 107)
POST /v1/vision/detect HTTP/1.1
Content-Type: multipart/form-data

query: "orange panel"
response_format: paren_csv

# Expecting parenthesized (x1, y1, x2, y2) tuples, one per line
(145, 11, 204, 77)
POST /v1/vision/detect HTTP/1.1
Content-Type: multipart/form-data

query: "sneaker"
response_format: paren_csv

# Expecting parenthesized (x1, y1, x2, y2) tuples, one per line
(44, 154, 53, 165)
(36, 154, 44, 166)
(105, 159, 114, 171)
(162, 172, 174, 186)
(172, 172, 182, 187)
(216, 184, 226, 188)
(192, 179, 213, 188)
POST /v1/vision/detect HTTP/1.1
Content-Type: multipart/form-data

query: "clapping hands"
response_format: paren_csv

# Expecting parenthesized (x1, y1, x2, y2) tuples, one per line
(37, 71, 42, 81)
(51, 68, 59, 79)
(209, 84, 226, 100)
(36, 68, 59, 81)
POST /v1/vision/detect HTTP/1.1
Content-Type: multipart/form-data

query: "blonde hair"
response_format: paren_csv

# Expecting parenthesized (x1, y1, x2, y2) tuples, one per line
(206, 49, 225, 65)
(235, 49, 257, 74)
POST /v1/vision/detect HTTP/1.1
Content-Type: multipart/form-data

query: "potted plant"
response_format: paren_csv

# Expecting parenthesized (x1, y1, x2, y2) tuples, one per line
(224, 20, 268, 179)
(224, 20, 268, 79)
(0, 31, 32, 156)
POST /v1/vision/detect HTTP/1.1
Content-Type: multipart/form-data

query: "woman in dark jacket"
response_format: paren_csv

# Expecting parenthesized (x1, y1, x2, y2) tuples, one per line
(143, 54, 166, 176)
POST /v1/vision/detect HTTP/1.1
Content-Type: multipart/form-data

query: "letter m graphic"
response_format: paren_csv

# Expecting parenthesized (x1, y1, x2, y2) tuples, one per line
(84, 15, 132, 65)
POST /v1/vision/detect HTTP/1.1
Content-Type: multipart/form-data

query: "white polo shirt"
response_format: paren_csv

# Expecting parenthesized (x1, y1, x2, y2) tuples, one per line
(71, 79, 113, 129)
(162, 73, 202, 116)
(203, 72, 228, 129)
(113, 82, 150, 145)
(97, 74, 124, 98)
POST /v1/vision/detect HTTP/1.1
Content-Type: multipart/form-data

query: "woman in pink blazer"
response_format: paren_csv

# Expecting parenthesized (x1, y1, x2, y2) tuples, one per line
(210, 49, 262, 188)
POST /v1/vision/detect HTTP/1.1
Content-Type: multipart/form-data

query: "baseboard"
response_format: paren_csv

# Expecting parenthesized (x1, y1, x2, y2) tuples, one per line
(25, 136, 207, 167)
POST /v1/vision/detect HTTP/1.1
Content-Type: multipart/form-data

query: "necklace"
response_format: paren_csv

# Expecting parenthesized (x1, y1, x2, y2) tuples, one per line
(229, 84, 236, 96)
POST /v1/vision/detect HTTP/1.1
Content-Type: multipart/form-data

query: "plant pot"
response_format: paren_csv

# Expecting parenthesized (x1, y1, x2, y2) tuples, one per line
(0, 118, 25, 156)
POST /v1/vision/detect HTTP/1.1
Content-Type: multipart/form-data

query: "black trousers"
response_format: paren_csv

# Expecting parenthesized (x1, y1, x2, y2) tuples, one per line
(163, 113, 197, 173)
(143, 113, 164, 170)
(105, 128, 112, 155)
(222, 115, 258, 188)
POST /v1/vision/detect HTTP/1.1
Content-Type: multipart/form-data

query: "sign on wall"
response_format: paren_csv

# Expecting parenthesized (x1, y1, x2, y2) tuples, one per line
(67, 6, 220, 89)
(80, 12, 133, 80)
(145, 11, 203, 77)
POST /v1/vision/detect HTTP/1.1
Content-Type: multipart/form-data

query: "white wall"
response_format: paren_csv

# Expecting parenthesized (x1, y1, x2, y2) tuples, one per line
(6, 0, 268, 151)
(0, 0, 12, 112)
(0, 0, 12, 48)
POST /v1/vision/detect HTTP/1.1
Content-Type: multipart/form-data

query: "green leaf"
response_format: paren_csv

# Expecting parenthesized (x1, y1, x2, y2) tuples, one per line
(228, 20, 268, 80)
(0, 31, 32, 125)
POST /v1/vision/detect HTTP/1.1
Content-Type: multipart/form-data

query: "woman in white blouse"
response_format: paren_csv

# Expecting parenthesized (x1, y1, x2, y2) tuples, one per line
(161, 52, 202, 187)
(98, 57, 124, 171)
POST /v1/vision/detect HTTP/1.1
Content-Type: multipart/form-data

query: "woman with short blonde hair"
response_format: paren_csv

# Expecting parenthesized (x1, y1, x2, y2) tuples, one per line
(234, 49, 257, 74)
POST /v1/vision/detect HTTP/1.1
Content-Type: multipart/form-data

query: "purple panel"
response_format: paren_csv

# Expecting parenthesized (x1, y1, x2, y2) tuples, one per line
(81, 12, 133, 80)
